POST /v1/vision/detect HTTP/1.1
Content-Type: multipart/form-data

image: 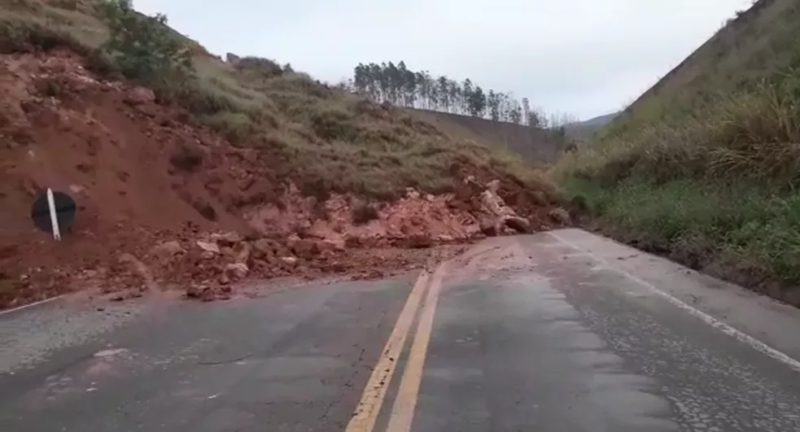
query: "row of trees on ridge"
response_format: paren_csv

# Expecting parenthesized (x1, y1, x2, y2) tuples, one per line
(345, 61, 570, 128)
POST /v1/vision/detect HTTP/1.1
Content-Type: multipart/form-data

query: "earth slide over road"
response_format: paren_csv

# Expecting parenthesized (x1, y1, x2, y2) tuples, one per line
(2, 229, 800, 431)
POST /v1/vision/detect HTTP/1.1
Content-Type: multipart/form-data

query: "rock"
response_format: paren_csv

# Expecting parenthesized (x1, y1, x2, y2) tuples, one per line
(290, 238, 318, 259)
(353, 269, 384, 280)
(548, 208, 571, 225)
(480, 218, 499, 237)
(504, 216, 531, 234)
(196, 240, 220, 255)
(125, 87, 155, 105)
(318, 238, 345, 252)
(252, 239, 275, 257)
(406, 235, 434, 249)
(405, 188, 421, 199)
(224, 263, 249, 280)
(323, 262, 348, 273)
(233, 241, 251, 264)
(185, 284, 210, 299)
(213, 231, 243, 247)
(151, 240, 185, 258)
(280, 256, 298, 266)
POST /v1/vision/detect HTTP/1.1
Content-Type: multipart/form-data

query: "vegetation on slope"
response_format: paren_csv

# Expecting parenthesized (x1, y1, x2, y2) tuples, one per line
(553, 0, 800, 304)
(1, 0, 553, 202)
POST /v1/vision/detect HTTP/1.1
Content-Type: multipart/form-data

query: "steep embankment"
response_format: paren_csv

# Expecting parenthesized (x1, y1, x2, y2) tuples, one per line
(410, 109, 568, 163)
(0, 0, 566, 308)
(554, 0, 800, 306)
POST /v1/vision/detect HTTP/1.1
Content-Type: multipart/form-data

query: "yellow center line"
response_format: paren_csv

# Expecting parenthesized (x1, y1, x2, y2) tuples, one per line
(345, 271, 431, 432)
(385, 261, 449, 432)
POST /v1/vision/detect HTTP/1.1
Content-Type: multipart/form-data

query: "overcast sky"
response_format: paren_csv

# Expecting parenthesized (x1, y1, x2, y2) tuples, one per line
(136, 0, 751, 120)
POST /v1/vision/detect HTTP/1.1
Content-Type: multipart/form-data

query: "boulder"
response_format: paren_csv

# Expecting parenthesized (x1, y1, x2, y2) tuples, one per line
(151, 240, 184, 258)
(125, 87, 155, 105)
(186, 284, 211, 299)
(290, 238, 319, 259)
(405, 188, 421, 199)
(224, 263, 249, 281)
(196, 240, 220, 254)
(480, 218, 499, 237)
(548, 208, 571, 225)
(503, 216, 531, 234)
(233, 241, 251, 264)
(213, 231, 243, 247)
(280, 256, 298, 266)
(318, 238, 345, 252)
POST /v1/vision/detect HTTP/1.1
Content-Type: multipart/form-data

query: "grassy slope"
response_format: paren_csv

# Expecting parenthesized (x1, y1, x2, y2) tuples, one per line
(554, 0, 800, 305)
(409, 109, 568, 164)
(1, 0, 552, 202)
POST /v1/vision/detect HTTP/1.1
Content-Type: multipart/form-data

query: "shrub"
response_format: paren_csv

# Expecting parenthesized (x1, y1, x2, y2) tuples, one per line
(96, 0, 192, 85)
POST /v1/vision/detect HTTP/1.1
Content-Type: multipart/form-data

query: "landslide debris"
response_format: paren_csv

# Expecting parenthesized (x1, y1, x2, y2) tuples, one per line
(0, 2, 569, 308)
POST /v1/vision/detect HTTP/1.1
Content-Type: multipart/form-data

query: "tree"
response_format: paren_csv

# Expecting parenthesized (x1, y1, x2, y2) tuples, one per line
(526, 108, 546, 128)
(522, 98, 531, 125)
(509, 99, 522, 124)
(462, 79, 473, 114)
(487, 90, 500, 121)
(386, 61, 401, 104)
(468, 86, 486, 117)
(368, 63, 382, 101)
(98, 0, 192, 83)
(403, 68, 417, 108)
(437, 76, 450, 112)
(448, 79, 460, 114)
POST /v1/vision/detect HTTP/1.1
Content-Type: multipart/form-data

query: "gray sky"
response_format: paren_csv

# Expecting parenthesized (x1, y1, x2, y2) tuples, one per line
(136, 0, 751, 120)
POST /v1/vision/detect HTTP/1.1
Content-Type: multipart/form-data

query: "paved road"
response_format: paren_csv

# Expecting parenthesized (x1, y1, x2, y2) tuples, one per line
(3, 229, 800, 431)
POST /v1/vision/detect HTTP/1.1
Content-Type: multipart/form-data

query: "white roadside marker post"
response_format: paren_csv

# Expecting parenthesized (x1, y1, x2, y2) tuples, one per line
(46, 188, 61, 241)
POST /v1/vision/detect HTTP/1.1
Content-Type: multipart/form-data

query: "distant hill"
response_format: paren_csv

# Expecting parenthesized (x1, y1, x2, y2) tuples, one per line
(410, 109, 569, 163)
(564, 112, 619, 140)
(576, 112, 618, 128)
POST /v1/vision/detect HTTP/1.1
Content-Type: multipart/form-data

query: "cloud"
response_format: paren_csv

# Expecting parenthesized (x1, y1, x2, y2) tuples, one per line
(135, 0, 750, 120)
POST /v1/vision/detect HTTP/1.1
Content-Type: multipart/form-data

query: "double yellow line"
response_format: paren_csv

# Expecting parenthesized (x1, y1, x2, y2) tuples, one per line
(345, 262, 448, 432)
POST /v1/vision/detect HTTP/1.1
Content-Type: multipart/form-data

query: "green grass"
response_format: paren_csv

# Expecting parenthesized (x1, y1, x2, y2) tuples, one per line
(565, 177, 800, 297)
(0, 0, 552, 202)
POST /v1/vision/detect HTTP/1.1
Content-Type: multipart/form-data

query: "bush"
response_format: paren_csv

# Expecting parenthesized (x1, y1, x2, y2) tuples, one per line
(97, 0, 192, 85)
(0, 19, 88, 54)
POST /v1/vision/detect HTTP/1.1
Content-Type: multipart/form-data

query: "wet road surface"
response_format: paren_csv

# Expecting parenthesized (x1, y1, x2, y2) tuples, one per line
(2, 229, 800, 431)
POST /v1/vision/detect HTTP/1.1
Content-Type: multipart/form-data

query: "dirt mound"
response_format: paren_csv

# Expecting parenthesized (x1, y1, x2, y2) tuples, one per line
(0, 50, 568, 309)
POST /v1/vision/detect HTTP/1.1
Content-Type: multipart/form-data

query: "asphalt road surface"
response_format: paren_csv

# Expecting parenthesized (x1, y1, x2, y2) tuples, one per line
(3, 229, 800, 432)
